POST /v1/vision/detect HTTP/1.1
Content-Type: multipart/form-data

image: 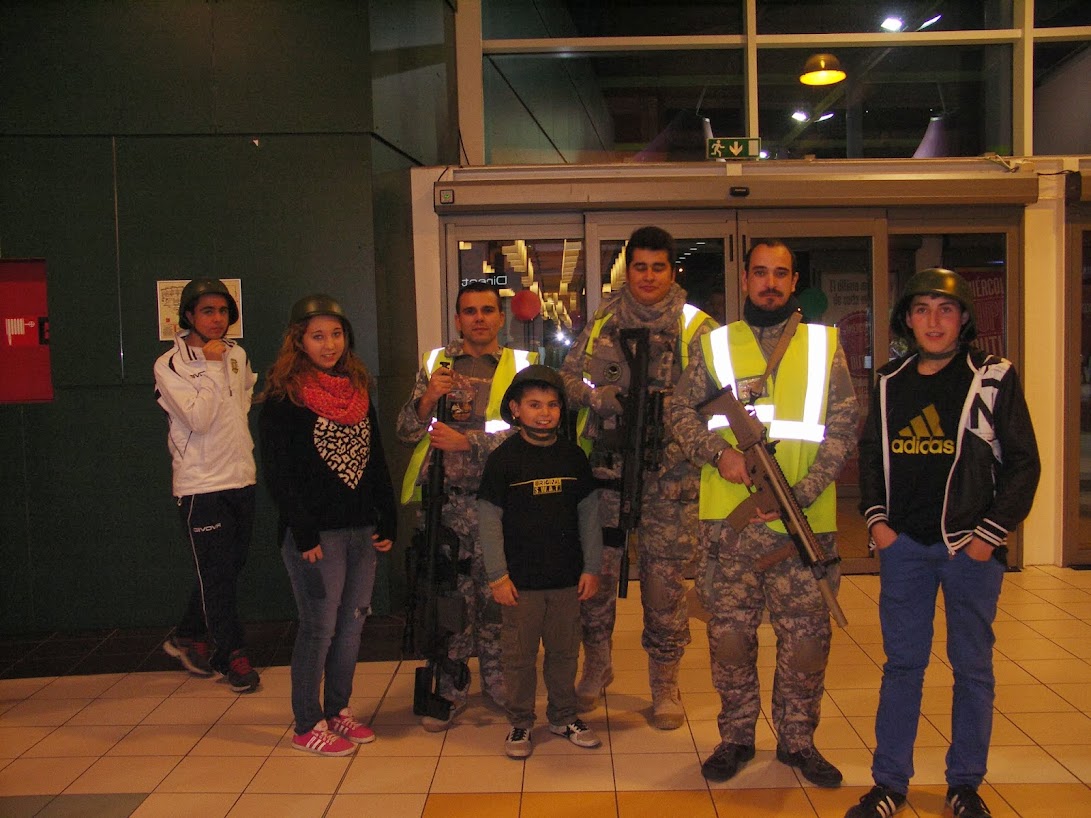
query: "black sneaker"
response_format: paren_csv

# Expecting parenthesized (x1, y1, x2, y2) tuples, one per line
(776, 744, 843, 787)
(700, 742, 755, 782)
(946, 786, 992, 818)
(844, 784, 907, 818)
(163, 636, 215, 678)
(220, 649, 260, 693)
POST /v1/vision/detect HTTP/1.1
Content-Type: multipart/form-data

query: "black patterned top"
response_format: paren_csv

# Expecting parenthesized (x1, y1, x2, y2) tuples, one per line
(259, 397, 397, 552)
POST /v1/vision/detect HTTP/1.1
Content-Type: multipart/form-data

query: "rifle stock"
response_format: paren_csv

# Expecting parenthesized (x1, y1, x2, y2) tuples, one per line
(698, 385, 848, 628)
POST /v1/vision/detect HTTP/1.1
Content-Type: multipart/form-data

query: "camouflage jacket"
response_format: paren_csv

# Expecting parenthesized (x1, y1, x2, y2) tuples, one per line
(560, 293, 716, 501)
(395, 338, 514, 491)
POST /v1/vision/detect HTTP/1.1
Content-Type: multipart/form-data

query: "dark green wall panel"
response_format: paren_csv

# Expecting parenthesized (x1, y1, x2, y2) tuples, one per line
(0, 387, 291, 632)
(212, 2, 372, 133)
(116, 134, 378, 385)
(0, 407, 33, 632)
(0, 1, 456, 635)
(0, 138, 121, 386)
(1, 3, 214, 134)
(0, 2, 372, 137)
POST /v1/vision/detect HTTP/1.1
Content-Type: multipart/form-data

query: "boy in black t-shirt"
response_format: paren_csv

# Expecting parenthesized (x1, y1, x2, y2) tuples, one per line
(478, 365, 604, 759)
(847, 270, 1040, 818)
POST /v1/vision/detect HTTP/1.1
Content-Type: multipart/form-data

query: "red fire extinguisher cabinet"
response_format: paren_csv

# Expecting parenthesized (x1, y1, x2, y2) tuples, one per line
(0, 259, 53, 403)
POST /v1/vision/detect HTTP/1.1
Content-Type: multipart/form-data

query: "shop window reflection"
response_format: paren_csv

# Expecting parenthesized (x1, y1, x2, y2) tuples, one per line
(457, 238, 586, 369)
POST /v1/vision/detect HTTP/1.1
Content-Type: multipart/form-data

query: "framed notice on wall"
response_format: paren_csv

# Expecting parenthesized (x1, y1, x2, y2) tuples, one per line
(157, 279, 244, 341)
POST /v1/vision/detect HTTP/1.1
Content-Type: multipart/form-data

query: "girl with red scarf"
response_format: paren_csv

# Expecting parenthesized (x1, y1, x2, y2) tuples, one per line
(260, 295, 396, 756)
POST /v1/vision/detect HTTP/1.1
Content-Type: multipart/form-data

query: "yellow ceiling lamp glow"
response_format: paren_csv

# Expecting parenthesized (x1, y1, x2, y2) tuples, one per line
(799, 53, 846, 86)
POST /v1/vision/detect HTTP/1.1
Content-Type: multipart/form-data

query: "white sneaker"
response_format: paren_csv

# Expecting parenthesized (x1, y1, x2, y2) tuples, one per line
(549, 718, 601, 748)
(504, 726, 532, 758)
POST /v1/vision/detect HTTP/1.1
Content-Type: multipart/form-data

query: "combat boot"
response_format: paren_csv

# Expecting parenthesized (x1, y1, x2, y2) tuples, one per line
(576, 640, 613, 711)
(649, 659, 685, 730)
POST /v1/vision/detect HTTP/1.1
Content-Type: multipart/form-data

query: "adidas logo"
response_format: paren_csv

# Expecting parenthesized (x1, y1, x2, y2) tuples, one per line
(890, 404, 955, 455)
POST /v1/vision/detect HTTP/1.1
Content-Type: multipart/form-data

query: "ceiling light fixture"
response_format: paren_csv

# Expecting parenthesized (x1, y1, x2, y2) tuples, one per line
(799, 53, 846, 86)
(791, 110, 810, 123)
(881, 16, 904, 32)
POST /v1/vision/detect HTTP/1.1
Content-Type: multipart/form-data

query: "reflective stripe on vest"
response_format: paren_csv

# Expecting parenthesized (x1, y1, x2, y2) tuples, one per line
(698, 321, 838, 532)
(705, 323, 829, 442)
(575, 304, 713, 453)
(400, 346, 535, 504)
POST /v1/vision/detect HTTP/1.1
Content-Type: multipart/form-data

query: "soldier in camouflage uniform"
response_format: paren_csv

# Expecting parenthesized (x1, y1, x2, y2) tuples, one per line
(560, 226, 716, 730)
(397, 282, 535, 731)
(669, 239, 858, 786)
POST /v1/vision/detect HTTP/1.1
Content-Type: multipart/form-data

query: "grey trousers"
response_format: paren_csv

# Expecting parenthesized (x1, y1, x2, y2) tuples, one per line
(501, 586, 581, 729)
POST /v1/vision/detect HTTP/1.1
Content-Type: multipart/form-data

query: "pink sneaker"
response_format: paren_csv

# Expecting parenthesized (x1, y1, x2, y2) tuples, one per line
(291, 720, 356, 756)
(328, 708, 376, 744)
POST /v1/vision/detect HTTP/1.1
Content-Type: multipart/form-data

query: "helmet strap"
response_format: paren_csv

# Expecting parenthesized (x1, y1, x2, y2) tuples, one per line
(520, 425, 559, 445)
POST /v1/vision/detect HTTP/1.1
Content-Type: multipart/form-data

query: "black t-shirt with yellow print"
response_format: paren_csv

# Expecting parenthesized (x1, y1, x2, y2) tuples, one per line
(885, 355, 974, 545)
(478, 433, 595, 590)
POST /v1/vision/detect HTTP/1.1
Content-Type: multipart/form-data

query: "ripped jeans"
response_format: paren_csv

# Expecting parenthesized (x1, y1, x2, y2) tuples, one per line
(282, 527, 378, 734)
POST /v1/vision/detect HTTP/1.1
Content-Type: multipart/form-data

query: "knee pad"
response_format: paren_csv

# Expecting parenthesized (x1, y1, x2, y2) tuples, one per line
(642, 570, 676, 612)
(712, 630, 752, 667)
(786, 636, 827, 674)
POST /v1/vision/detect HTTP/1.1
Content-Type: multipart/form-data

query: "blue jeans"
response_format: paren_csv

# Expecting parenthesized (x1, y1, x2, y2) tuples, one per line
(281, 527, 378, 734)
(872, 534, 1005, 793)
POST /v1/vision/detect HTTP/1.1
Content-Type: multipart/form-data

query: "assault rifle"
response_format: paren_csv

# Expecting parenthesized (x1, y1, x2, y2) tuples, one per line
(404, 391, 470, 721)
(616, 328, 666, 598)
(697, 384, 848, 627)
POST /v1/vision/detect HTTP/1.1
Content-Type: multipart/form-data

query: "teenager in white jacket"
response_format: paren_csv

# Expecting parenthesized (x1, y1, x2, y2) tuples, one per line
(154, 277, 260, 693)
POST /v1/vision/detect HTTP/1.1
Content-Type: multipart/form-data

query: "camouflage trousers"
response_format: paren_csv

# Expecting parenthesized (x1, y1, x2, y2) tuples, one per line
(580, 497, 696, 665)
(696, 521, 840, 752)
(433, 491, 505, 707)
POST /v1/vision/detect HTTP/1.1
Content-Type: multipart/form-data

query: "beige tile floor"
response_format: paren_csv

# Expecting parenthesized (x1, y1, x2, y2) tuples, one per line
(4, 566, 1091, 816)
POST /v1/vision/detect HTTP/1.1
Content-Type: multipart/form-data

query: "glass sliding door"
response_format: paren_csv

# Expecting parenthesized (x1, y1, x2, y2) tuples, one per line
(444, 219, 586, 368)
(738, 214, 884, 571)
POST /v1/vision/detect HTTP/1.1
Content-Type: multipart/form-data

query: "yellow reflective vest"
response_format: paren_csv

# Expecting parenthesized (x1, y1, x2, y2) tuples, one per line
(699, 320, 839, 533)
(576, 303, 714, 454)
(400, 346, 536, 504)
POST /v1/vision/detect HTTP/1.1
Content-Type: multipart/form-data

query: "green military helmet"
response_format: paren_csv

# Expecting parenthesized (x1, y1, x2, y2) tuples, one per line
(178, 278, 239, 329)
(500, 364, 567, 424)
(289, 293, 355, 348)
(890, 267, 977, 343)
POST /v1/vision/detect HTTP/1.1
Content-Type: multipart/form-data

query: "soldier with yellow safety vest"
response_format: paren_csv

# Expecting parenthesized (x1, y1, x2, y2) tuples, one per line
(670, 239, 858, 787)
(396, 282, 536, 732)
(560, 226, 717, 730)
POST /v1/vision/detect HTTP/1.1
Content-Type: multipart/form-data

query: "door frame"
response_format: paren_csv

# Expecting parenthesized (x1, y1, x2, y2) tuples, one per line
(1064, 203, 1091, 566)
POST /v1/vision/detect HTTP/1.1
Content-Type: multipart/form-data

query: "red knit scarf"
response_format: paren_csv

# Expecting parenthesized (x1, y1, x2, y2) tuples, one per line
(300, 371, 369, 425)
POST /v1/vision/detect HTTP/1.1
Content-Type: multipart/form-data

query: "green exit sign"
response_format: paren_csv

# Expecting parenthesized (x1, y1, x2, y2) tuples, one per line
(707, 137, 762, 160)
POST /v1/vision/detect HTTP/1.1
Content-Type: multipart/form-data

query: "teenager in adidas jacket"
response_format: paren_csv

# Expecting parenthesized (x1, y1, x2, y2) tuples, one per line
(848, 268, 1040, 818)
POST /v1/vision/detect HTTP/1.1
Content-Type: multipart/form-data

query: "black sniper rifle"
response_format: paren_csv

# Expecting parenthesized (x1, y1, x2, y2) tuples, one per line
(403, 388, 470, 720)
(697, 384, 848, 628)
(616, 328, 666, 598)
